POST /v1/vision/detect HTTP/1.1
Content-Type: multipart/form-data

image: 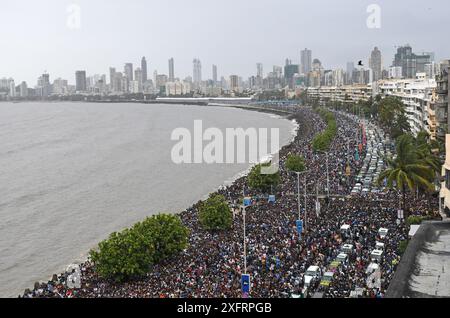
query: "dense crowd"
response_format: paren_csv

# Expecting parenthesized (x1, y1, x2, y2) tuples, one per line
(21, 107, 439, 298)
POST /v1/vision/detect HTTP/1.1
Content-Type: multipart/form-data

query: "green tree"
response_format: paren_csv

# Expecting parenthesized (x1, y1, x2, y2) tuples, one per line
(90, 213, 189, 281)
(312, 108, 337, 152)
(134, 214, 190, 263)
(199, 194, 232, 231)
(377, 135, 435, 216)
(90, 228, 155, 282)
(286, 154, 306, 173)
(378, 96, 411, 138)
(248, 163, 280, 192)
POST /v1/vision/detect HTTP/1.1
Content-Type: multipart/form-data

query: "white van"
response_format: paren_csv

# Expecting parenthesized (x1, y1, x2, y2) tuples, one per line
(370, 249, 384, 262)
(378, 228, 389, 239)
(304, 266, 321, 287)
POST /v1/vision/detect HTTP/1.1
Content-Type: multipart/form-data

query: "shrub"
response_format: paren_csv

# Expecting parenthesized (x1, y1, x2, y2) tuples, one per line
(248, 163, 280, 192)
(199, 194, 233, 231)
(313, 108, 337, 152)
(399, 240, 409, 255)
(406, 216, 423, 226)
(285, 154, 306, 173)
(90, 213, 189, 281)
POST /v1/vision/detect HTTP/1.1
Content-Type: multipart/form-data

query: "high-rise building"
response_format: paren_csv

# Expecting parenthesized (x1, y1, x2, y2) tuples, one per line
(141, 57, 148, 83)
(124, 63, 134, 81)
(389, 66, 403, 79)
(135, 68, 143, 92)
(109, 67, 116, 90)
(284, 61, 300, 89)
(230, 75, 239, 92)
(193, 58, 202, 86)
(9, 80, 15, 97)
(19, 81, 28, 97)
(301, 48, 312, 75)
(435, 60, 450, 140)
(257, 63, 264, 78)
(169, 58, 175, 82)
(369, 47, 382, 82)
(37, 73, 51, 97)
(393, 45, 415, 78)
(75, 71, 87, 92)
(212, 65, 218, 83)
(393, 45, 432, 79)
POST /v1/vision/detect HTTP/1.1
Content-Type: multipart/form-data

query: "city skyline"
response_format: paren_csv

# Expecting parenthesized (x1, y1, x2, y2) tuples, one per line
(1, 0, 449, 84)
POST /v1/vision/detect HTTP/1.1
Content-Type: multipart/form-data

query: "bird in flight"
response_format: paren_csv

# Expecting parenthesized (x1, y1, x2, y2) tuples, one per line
(358, 61, 364, 66)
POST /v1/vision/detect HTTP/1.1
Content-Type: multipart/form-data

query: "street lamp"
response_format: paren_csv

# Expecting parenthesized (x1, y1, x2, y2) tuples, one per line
(293, 171, 308, 233)
(317, 151, 330, 198)
(241, 204, 248, 275)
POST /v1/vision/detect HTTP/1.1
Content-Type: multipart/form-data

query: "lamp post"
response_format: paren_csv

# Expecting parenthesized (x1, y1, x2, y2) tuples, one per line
(294, 171, 308, 233)
(241, 205, 247, 274)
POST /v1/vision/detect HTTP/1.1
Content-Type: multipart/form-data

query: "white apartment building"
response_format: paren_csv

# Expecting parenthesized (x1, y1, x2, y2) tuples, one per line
(378, 74, 436, 135)
(307, 84, 372, 106)
(389, 66, 403, 79)
(165, 81, 191, 96)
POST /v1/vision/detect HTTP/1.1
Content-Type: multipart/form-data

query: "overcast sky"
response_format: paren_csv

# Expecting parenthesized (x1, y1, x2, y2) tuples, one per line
(1, 0, 448, 85)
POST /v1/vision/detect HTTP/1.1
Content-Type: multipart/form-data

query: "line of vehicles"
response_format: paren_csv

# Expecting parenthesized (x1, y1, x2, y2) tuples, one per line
(351, 125, 395, 196)
(300, 225, 390, 298)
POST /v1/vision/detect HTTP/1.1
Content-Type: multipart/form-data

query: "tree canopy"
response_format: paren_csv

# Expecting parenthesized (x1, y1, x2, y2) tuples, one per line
(90, 213, 189, 282)
(199, 194, 233, 231)
(248, 163, 280, 192)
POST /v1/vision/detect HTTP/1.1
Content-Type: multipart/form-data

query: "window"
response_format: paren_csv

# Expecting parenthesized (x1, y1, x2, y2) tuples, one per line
(446, 169, 450, 190)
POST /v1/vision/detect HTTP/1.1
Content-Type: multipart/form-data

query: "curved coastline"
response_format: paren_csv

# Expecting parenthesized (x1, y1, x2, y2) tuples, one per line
(16, 102, 299, 297)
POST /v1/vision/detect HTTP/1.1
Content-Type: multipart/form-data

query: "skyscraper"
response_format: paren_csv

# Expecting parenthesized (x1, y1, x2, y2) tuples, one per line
(369, 47, 382, 82)
(229, 75, 239, 91)
(109, 67, 116, 90)
(37, 73, 51, 97)
(75, 71, 87, 92)
(393, 45, 427, 79)
(256, 63, 264, 78)
(124, 63, 134, 81)
(212, 65, 218, 83)
(169, 58, 175, 82)
(141, 57, 148, 83)
(193, 58, 202, 86)
(301, 48, 312, 75)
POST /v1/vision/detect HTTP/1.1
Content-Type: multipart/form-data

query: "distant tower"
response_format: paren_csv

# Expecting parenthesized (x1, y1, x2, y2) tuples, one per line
(169, 58, 175, 82)
(301, 48, 312, 74)
(369, 47, 382, 82)
(141, 57, 148, 83)
(124, 63, 134, 81)
(193, 58, 202, 86)
(256, 63, 264, 78)
(212, 64, 218, 83)
(75, 70, 87, 92)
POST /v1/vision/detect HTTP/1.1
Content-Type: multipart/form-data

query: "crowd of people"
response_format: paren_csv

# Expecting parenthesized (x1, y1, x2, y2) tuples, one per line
(21, 106, 440, 298)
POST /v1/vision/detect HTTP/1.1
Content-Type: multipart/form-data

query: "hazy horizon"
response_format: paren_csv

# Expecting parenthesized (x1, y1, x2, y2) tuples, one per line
(1, 0, 448, 85)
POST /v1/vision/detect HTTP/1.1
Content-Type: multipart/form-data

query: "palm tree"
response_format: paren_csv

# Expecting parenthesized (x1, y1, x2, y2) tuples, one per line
(378, 135, 435, 217)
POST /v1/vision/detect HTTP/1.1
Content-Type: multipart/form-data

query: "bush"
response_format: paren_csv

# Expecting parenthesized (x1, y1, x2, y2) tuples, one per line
(199, 194, 233, 231)
(285, 154, 306, 173)
(90, 214, 189, 281)
(248, 163, 280, 192)
(90, 228, 155, 282)
(134, 214, 190, 263)
(313, 108, 337, 152)
(406, 216, 423, 226)
(399, 240, 409, 255)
